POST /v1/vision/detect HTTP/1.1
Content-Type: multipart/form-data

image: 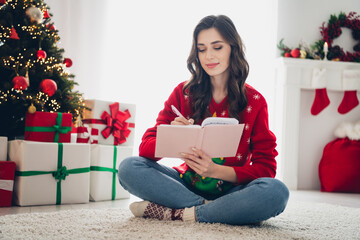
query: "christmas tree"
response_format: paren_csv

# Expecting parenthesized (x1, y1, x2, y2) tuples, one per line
(0, 0, 85, 140)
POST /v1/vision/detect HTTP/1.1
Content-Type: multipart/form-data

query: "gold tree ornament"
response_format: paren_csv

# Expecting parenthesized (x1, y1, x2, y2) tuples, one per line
(28, 103, 36, 114)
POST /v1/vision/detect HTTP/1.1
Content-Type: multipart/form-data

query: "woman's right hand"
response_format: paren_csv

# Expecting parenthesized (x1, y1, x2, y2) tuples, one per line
(171, 116, 194, 125)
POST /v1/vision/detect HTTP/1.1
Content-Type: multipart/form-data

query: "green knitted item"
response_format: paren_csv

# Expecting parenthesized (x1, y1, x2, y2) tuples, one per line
(181, 158, 234, 195)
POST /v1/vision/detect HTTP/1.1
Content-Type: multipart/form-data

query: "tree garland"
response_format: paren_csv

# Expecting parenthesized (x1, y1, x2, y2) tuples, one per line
(278, 11, 360, 63)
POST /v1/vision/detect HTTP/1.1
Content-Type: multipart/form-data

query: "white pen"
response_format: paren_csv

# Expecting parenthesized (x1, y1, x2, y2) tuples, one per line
(171, 105, 193, 124)
(171, 105, 184, 118)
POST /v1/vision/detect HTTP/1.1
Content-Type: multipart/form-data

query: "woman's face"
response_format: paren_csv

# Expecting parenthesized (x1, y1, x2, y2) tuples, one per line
(197, 28, 231, 79)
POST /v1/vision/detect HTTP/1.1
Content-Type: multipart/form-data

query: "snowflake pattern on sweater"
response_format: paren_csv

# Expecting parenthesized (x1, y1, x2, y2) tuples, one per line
(139, 81, 277, 185)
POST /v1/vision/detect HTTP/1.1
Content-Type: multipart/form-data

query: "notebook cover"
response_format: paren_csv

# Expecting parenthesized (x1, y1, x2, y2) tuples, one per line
(155, 124, 244, 158)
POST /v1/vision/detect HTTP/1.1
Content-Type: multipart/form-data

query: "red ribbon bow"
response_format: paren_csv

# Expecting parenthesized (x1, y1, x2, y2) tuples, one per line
(100, 102, 133, 145)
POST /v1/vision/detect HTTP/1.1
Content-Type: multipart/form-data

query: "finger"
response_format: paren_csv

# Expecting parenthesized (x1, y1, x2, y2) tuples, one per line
(171, 120, 183, 125)
(183, 158, 202, 171)
(181, 153, 199, 164)
(188, 118, 194, 125)
(191, 147, 205, 159)
(183, 158, 205, 176)
(190, 148, 200, 158)
(171, 117, 186, 125)
(173, 116, 190, 125)
(179, 116, 192, 125)
(181, 153, 208, 176)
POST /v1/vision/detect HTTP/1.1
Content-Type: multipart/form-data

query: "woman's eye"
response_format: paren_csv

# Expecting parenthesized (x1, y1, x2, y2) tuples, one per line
(198, 49, 205, 53)
(214, 46, 223, 50)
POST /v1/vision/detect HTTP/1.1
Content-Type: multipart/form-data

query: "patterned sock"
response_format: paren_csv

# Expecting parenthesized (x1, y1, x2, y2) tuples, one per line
(129, 201, 195, 222)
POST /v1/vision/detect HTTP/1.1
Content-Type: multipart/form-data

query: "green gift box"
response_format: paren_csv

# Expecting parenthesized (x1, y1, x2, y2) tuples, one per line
(8, 140, 90, 206)
(90, 145, 132, 201)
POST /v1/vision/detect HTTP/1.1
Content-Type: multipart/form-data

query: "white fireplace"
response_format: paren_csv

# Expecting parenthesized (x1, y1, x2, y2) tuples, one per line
(274, 57, 360, 190)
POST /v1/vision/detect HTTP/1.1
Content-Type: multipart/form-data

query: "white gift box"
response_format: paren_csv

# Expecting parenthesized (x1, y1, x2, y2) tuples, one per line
(8, 140, 90, 206)
(0, 136, 7, 160)
(90, 144, 132, 201)
(83, 99, 136, 146)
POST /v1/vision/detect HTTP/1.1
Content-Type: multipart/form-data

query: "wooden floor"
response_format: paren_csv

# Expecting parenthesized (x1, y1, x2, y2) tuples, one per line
(1, 190, 359, 216)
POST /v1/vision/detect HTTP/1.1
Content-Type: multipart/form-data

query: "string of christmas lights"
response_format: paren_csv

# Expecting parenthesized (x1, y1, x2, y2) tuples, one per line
(4, 0, 45, 10)
(0, 88, 60, 112)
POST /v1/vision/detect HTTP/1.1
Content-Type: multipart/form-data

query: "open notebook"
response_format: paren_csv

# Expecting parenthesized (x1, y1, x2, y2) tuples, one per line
(155, 117, 244, 158)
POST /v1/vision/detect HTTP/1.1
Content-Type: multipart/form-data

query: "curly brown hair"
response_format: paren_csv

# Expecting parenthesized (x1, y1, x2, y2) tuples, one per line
(184, 15, 249, 123)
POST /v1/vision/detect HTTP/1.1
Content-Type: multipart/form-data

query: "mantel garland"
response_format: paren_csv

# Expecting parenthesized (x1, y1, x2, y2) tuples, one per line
(278, 11, 360, 63)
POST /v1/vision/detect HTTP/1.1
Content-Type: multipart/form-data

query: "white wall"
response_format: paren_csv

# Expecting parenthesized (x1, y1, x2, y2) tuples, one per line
(45, 0, 278, 159)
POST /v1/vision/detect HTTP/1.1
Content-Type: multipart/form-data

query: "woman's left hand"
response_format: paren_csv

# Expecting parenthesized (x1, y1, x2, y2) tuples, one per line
(181, 148, 218, 178)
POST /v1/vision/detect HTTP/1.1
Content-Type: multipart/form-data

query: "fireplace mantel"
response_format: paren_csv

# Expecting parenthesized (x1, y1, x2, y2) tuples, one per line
(273, 57, 360, 190)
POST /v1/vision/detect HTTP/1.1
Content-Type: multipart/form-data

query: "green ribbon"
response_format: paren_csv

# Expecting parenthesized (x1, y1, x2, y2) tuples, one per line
(90, 146, 118, 200)
(15, 143, 90, 205)
(24, 112, 72, 142)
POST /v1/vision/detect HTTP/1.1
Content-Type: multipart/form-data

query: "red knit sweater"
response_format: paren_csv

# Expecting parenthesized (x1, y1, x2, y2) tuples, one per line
(139, 81, 277, 185)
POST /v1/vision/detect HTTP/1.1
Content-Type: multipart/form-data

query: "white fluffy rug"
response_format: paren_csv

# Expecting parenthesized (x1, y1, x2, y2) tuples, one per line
(1, 201, 359, 240)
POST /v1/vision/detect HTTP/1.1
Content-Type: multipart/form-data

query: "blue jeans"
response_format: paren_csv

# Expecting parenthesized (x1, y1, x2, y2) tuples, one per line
(118, 156, 289, 225)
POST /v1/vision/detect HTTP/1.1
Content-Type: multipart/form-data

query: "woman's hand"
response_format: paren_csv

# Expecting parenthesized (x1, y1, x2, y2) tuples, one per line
(171, 116, 194, 125)
(181, 148, 218, 178)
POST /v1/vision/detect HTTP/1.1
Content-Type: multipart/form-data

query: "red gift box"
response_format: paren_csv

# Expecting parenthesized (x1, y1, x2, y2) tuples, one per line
(24, 112, 72, 143)
(77, 126, 99, 144)
(0, 161, 16, 207)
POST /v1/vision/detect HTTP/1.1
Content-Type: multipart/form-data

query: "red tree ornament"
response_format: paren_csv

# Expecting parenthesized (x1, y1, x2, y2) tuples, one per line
(43, 9, 50, 19)
(12, 76, 28, 90)
(46, 23, 56, 31)
(37, 50, 47, 59)
(0, 0, 6, 4)
(40, 79, 57, 96)
(63, 58, 73, 67)
(9, 27, 19, 40)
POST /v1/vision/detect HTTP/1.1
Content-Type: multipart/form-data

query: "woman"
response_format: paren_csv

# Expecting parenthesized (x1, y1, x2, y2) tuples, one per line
(118, 15, 289, 225)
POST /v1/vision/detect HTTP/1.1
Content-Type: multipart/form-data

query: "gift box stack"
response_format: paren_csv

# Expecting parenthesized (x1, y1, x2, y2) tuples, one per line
(7, 111, 91, 206)
(83, 100, 135, 201)
(0, 137, 16, 207)
(4, 100, 135, 206)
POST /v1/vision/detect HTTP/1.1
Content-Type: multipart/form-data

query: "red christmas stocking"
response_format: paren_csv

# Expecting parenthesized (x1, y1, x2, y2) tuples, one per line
(338, 90, 359, 114)
(311, 88, 330, 115)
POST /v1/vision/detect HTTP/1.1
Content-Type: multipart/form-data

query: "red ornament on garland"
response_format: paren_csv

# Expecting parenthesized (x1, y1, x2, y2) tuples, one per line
(40, 79, 57, 96)
(37, 50, 46, 59)
(9, 27, 19, 40)
(0, 0, 6, 4)
(63, 58, 73, 67)
(290, 48, 301, 58)
(12, 76, 28, 90)
(43, 9, 50, 19)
